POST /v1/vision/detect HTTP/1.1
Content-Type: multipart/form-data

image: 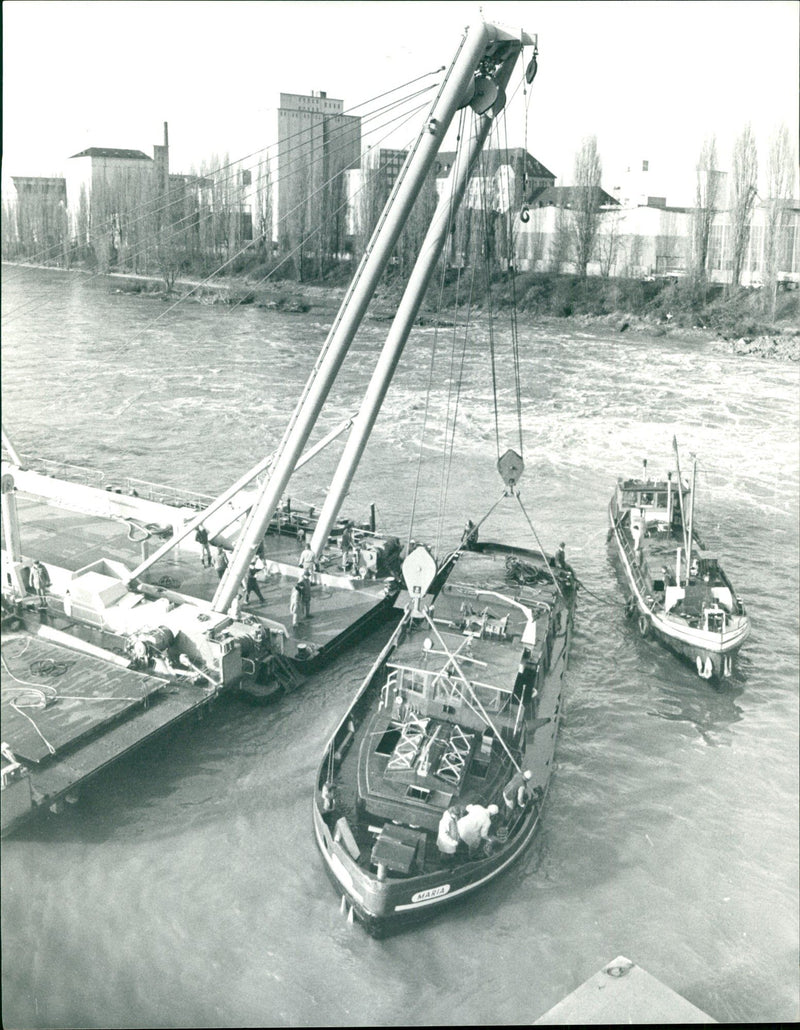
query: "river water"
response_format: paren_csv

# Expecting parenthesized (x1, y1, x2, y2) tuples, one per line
(1, 266, 798, 1026)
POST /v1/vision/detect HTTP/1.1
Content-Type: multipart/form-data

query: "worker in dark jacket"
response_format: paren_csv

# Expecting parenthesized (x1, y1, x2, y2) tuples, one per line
(195, 525, 212, 567)
(245, 564, 264, 603)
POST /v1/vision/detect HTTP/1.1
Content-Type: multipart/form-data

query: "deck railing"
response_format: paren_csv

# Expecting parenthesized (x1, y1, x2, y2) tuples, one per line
(120, 477, 215, 510)
(27, 457, 107, 488)
(614, 517, 653, 603)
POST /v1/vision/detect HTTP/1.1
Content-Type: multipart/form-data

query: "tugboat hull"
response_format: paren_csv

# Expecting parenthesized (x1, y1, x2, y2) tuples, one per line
(313, 542, 574, 936)
(313, 792, 547, 936)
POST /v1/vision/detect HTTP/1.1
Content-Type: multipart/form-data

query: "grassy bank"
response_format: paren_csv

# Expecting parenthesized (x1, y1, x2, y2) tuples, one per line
(12, 260, 799, 360)
(110, 266, 800, 361)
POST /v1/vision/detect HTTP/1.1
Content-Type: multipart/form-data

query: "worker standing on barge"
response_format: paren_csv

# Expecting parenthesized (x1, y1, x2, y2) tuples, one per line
(29, 559, 50, 604)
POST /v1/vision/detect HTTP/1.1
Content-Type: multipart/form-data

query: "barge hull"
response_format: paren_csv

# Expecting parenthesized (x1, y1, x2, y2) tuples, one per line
(1, 628, 221, 837)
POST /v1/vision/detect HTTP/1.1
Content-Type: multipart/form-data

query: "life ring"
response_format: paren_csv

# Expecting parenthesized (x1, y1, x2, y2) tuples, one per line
(637, 614, 650, 638)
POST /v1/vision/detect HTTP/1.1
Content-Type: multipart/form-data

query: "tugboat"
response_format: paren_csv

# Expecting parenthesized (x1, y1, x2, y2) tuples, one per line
(608, 440, 750, 679)
(312, 451, 577, 936)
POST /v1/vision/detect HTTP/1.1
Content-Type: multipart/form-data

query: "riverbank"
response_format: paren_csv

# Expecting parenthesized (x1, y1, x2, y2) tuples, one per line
(556, 311, 800, 362)
(146, 271, 800, 363)
(6, 262, 799, 361)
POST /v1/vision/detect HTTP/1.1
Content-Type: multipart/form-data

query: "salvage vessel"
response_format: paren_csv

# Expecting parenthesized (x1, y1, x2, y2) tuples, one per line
(608, 441, 750, 679)
(2, 16, 542, 836)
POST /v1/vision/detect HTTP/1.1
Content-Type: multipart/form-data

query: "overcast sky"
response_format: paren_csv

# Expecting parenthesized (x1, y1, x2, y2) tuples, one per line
(3, 0, 798, 205)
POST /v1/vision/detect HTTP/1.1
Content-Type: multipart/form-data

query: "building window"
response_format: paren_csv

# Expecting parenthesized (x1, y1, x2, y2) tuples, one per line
(708, 224, 724, 271)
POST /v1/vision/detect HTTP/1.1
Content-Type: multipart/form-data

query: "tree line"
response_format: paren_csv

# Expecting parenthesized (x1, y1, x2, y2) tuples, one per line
(565, 124, 796, 320)
(2, 123, 796, 316)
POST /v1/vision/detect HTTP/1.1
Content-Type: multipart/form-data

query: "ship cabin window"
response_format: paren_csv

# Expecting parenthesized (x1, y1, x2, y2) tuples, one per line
(406, 785, 431, 802)
(706, 610, 725, 633)
(442, 703, 456, 715)
(656, 492, 667, 507)
(639, 491, 654, 506)
(622, 490, 638, 507)
(397, 667, 429, 697)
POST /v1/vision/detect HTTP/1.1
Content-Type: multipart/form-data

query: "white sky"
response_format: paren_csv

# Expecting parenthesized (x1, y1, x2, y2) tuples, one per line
(2, 0, 798, 206)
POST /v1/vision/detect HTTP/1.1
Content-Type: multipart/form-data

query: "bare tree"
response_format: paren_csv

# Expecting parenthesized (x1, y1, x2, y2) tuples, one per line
(730, 124, 759, 287)
(395, 172, 438, 279)
(763, 123, 796, 318)
(692, 136, 722, 282)
(356, 160, 388, 262)
(571, 136, 602, 278)
(255, 157, 274, 259)
(597, 209, 622, 278)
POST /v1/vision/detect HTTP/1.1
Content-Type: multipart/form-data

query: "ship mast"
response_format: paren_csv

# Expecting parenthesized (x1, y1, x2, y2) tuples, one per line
(686, 455, 697, 578)
(212, 22, 534, 613)
(672, 436, 690, 584)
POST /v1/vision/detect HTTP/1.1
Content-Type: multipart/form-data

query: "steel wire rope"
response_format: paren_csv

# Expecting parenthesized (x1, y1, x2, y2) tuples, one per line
(400, 35, 471, 557)
(441, 232, 480, 523)
(431, 105, 503, 554)
(1, 86, 439, 325)
(46, 96, 434, 371)
(210, 102, 437, 506)
(5, 54, 460, 570)
(477, 124, 502, 463)
(404, 299, 443, 556)
(2, 68, 445, 284)
(217, 99, 435, 325)
(434, 226, 467, 553)
(425, 107, 471, 558)
(209, 56, 471, 573)
(513, 491, 567, 602)
(2, 104, 431, 480)
(242, 36, 470, 522)
(0, 89, 437, 337)
(497, 103, 525, 459)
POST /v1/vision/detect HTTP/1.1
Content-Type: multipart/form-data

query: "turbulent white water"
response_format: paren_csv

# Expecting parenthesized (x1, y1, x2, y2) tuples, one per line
(2, 266, 798, 1026)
